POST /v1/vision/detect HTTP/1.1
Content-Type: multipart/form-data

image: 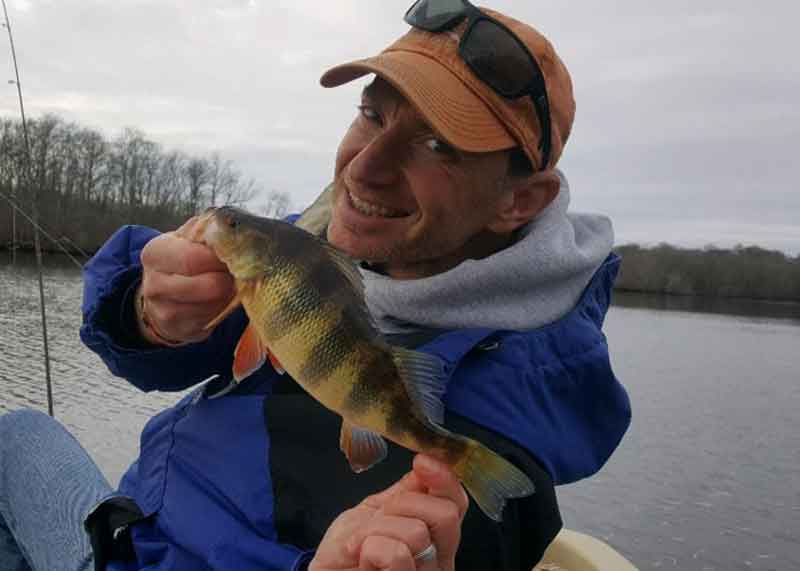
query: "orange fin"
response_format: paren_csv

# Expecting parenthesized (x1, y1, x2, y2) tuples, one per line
(203, 294, 242, 331)
(232, 323, 268, 382)
(268, 351, 285, 375)
(339, 420, 388, 473)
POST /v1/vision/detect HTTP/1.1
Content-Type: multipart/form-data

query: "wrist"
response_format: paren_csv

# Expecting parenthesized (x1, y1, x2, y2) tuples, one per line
(134, 287, 188, 348)
(295, 551, 316, 571)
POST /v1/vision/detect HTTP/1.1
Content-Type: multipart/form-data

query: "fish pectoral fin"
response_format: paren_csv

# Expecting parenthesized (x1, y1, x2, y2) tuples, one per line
(232, 323, 268, 382)
(339, 421, 388, 473)
(203, 294, 242, 331)
(392, 347, 448, 425)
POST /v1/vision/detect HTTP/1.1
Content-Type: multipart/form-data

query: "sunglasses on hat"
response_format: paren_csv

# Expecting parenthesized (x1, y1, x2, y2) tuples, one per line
(404, 0, 552, 171)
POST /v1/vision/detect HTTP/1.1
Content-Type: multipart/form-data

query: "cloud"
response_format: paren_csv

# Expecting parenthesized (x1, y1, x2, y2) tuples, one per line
(1, 0, 797, 253)
(11, 0, 32, 12)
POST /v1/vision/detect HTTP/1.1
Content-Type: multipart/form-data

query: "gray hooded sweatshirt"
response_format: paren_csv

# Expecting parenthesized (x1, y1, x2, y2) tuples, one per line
(361, 170, 614, 334)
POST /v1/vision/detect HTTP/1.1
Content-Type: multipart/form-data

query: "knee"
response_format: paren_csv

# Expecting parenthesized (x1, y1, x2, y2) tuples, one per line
(0, 408, 56, 442)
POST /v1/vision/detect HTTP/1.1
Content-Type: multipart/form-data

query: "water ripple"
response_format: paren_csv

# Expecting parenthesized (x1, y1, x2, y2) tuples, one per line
(3, 257, 800, 569)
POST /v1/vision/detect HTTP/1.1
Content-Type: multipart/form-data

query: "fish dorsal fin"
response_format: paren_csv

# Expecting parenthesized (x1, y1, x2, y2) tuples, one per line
(339, 420, 388, 473)
(320, 240, 365, 298)
(391, 347, 448, 425)
(292, 182, 368, 301)
(294, 183, 334, 238)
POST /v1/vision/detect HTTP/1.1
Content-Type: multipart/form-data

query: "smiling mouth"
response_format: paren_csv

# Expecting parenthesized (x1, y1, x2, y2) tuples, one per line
(348, 191, 410, 218)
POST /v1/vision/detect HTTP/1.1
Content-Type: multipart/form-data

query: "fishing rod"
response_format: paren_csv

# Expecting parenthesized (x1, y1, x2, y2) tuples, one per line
(2, 0, 55, 417)
(0, 188, 87, 269)
(0, 0, 16, 265)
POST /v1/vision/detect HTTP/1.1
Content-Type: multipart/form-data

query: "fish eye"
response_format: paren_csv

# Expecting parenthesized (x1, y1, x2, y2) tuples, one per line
(224, 216, 239, 229)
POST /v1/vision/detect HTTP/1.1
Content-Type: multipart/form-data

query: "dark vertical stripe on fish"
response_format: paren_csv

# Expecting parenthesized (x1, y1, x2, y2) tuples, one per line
(297, 305, 363, 386)
(271, 224, 322, 266)
(306, 259, 351, 300)
(261, 265, 323, 342)
(345, 350, 403, 416)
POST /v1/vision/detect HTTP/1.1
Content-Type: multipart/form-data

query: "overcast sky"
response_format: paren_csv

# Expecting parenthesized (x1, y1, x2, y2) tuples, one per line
(2, 0, 799, 253)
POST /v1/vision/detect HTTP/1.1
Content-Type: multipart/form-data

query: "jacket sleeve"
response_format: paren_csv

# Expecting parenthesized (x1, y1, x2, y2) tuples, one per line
(424, 257, 632, 486)
(79, 225, 246, 392)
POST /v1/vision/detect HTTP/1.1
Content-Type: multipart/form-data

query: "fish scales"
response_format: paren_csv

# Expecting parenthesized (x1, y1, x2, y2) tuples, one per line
(201, 206, 537, 522)
(253, 264, 314, 342)
(248, 234, 445, 444)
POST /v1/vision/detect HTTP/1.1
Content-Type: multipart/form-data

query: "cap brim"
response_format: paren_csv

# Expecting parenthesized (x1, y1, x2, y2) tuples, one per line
(320, 51, 516, 154)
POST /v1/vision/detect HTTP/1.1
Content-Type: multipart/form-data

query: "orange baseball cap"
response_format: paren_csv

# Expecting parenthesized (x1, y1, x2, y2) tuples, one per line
(320, 7, 575, 171)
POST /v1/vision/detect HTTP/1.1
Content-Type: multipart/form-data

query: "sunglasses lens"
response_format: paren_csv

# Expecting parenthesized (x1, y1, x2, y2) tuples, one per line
(404, 0, 469, 31)
(461, 19, 541, 97)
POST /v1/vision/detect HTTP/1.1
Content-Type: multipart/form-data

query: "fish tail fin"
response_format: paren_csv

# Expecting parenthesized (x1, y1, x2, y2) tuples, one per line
(452, 436, 535, 522)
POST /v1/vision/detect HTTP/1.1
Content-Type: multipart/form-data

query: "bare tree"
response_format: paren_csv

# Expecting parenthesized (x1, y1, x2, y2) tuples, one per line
(259, 190, 292, 219)
(0, 114, 267, 250)
(185, 157, 210, 215)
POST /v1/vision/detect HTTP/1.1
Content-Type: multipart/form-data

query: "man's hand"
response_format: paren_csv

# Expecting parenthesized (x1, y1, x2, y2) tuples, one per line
(137, 216, 236, 346)
(310, 455, 468, 571)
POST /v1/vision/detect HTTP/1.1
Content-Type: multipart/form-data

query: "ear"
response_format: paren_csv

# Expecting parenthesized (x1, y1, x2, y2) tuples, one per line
(487, 170, 560, 234)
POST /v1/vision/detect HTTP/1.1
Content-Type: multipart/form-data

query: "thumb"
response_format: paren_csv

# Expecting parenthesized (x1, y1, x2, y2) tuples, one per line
(361, 471, 426, 511)
(412, 455, 469, 519)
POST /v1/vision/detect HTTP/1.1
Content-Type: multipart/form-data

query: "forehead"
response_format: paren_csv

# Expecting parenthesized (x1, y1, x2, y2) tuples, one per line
(360, 76, 511, 166)
(362, 76, 409, 105)
(361, 77, 432, 128)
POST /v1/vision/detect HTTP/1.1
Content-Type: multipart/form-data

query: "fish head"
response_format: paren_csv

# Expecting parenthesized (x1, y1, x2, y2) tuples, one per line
(202, 206, 281, 281)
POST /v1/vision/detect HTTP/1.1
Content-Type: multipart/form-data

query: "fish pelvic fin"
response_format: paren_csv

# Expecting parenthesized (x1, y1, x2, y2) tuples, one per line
(203, 293, 242, 331)
(232, 323, 284, 382)
(340, 420, 388, 473)
(453, 436, 536, 522)
(392, 347, 448, 425)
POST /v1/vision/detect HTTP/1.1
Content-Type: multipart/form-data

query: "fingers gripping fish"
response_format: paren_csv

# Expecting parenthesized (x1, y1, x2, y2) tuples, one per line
(195, 205, 535, 521)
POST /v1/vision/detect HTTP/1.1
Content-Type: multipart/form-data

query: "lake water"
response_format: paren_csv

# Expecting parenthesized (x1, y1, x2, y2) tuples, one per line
(1, 252, 798, 570)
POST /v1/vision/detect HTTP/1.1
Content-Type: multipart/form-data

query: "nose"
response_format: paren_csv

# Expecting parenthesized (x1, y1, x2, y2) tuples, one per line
(347, 131, 404, 190)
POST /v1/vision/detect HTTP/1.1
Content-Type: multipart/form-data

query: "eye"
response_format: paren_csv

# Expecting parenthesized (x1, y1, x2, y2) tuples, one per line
(424, 138, 458, 157)
(224, 215, 239, 229)
(357, 104, 382, 125)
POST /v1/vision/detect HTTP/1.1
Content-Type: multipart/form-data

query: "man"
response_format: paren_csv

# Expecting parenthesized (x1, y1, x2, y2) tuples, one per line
(75, 1, 630, 569)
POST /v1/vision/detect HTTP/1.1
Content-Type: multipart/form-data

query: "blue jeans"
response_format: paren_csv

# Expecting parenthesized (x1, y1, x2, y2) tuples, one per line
(0, 409, 113, 571)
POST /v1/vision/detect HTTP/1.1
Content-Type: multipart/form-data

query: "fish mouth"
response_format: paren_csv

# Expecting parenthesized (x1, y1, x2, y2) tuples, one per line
(347, 191, 411, 219)
(201, 206, 248, 246)
(202, 216, 222, 247)
(177, 208, 219, 244)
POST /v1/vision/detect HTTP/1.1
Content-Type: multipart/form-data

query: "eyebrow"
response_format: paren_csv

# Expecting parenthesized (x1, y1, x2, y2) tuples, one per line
(361, 83, 379, 102)
(358, 81, 459, 146)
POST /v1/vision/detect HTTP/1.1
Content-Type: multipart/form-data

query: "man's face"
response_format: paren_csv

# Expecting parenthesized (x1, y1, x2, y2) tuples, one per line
(327, 78, 515, 279)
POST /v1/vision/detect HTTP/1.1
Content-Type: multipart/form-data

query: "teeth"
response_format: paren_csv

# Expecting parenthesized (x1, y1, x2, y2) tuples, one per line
(349, 192, 406, 218)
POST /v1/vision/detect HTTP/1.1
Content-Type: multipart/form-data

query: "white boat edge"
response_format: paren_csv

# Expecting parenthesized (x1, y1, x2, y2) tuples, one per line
(534, 529, 638, 571)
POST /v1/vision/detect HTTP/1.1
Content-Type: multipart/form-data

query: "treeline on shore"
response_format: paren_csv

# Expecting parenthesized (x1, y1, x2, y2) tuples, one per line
(3, 116, 797, 302)
(615, 244, 800, 302)
(1, 115, 260, 254)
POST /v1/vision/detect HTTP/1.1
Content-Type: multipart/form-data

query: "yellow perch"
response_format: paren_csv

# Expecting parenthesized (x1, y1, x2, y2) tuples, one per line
(200, 206, 535, 521)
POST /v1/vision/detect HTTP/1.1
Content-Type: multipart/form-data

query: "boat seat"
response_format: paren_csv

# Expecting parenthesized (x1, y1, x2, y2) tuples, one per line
(533, 529, 638, 571)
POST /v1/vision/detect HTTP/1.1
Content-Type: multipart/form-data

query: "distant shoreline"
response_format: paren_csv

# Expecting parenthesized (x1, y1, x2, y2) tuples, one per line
(614, 287, 800, 306)
(4, 242, 799, 305)
(613, 243, 799, 303)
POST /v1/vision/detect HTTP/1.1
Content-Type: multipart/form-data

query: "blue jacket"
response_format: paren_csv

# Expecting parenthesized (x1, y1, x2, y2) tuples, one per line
(80, 224, 631, 570)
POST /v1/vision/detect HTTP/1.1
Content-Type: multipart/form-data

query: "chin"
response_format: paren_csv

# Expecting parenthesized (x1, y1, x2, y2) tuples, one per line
(327, 217, 363, 257)
(327, 223, 385, 263)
